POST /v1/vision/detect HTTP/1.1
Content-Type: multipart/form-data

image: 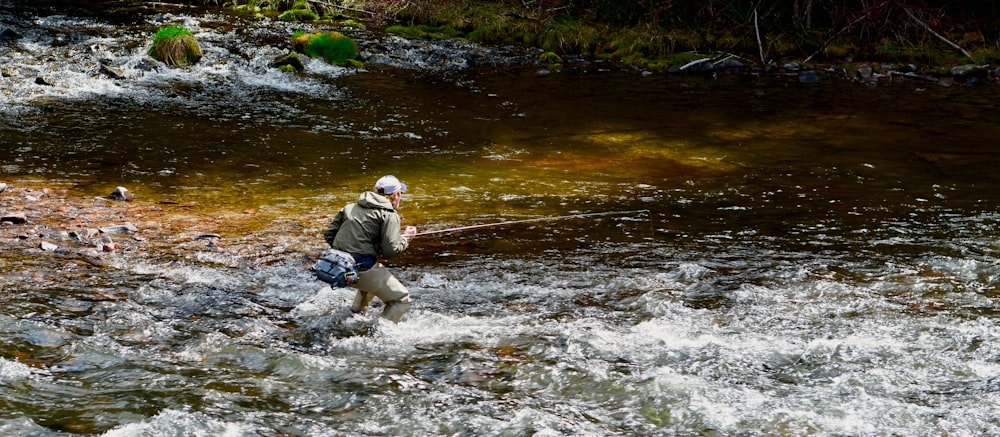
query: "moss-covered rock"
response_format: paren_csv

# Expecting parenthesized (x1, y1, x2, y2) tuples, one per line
(272, 52, 305, 72)
(539, 51, 562, 65)
(387, 25, 465, 40)
(340, 19, 366, 29)
(278, 8, 318, 22)
(148, 25, 202, 67)
(292, 31, 358, 67)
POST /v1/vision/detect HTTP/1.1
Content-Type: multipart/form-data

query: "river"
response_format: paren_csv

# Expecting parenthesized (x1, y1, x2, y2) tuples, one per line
(1, 2, 999, 436)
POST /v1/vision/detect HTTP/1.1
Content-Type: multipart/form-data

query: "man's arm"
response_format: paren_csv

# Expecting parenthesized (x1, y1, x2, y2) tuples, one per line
(324, 209, 346, 248)
(379, 212, 409, 258)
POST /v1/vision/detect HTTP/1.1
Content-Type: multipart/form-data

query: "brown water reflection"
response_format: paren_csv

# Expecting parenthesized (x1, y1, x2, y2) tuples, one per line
(2, 69, 1000, 249)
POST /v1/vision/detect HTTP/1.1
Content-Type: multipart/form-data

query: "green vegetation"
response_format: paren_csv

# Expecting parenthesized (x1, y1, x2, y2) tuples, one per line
(278, 8, 318, 22)
(539, 51, 562, 65)
(343, 0, 999, 71)
(221, 0, 332, 17)
(173, 0, 1000, 72)
(148, 25, 202, 67)
(386, 25, 464, 40)
(539, 51, 562, 70)
(292, 30, 358, 66)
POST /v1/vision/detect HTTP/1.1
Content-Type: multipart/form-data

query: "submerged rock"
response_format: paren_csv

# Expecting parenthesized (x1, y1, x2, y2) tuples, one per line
(1, 214, 27, 225)
(99, 63, 126, 80)
(0, 28, 22, 41)
(798, 71, 824, 82)
(99, 223, 138, 234)
(70, 228, 100, 242)
(109, 186, 134, 201)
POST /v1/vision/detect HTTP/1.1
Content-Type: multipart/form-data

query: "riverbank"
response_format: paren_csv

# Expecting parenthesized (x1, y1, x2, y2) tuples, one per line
(242, 0, 996, 85)
(4, 0, 998, 87)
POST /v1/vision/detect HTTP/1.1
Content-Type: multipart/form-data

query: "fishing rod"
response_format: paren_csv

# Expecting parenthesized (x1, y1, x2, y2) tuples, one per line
(411, 209, 651, 237)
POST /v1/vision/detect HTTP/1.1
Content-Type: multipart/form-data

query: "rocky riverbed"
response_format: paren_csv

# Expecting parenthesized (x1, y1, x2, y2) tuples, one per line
(0, 180, 327, 280)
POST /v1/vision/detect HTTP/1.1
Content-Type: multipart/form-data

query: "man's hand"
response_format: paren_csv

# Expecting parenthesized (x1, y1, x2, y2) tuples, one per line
(404, 226, 418, 237)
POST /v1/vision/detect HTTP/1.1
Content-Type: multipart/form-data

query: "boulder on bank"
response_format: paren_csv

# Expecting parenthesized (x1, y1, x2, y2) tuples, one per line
(148, 25, 202, 67)
(951, 64, 989, 81)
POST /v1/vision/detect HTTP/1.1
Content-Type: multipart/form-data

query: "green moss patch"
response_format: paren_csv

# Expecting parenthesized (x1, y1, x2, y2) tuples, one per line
(292, 31, 358, 66)
(387, 25, 465, 40)
(278, 8, 318, 22)
(272, 52, 305, 72)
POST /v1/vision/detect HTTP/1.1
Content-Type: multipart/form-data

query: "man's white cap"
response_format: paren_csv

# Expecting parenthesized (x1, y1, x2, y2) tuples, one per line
(375, 175, 407, 195)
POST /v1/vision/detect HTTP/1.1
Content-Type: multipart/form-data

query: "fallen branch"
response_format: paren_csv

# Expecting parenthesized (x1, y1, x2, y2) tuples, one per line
(754, 8, 766, 66)
(889, 71, 939, 82)
(679, 57, 712, 71)
(678, 52, 747, 72)
(712, 53, 747, 67)
(902, 6, 972, 60)
(109, 2, 192, 9)
(306, 0, 376, 16)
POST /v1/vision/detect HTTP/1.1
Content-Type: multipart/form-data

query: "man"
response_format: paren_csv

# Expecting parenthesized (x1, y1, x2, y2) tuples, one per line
(324, 175, 417, 323)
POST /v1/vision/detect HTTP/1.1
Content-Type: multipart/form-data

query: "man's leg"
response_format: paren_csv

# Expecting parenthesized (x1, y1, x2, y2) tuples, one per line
(381, 299, 411, 323)
(354, 264, 411, 322)
(350, 289, 375, 314)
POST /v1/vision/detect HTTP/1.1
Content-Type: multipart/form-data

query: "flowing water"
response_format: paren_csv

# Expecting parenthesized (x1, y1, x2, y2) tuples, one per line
(2, 3, 1000, 436)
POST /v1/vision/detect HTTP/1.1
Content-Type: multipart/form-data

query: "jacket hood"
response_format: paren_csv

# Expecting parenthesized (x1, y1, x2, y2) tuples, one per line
(357, 191, 395, 211)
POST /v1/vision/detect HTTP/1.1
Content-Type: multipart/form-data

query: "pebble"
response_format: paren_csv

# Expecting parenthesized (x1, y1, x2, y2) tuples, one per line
(100, 236, 120, 252)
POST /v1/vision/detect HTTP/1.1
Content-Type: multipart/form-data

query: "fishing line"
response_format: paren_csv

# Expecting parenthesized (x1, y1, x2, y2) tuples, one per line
(411, 209, 652, 237)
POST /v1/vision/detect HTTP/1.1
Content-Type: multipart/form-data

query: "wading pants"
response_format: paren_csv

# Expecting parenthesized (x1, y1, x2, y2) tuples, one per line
(350, 264, 411, 323)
